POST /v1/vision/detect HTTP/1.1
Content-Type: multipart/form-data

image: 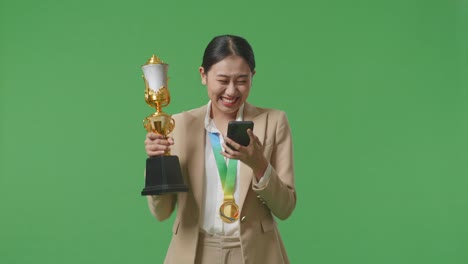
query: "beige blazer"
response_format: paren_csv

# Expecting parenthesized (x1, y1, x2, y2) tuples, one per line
(147, 102, 296, 264)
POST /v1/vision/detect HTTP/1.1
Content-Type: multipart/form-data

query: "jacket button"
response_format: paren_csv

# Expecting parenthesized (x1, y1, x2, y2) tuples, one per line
(241, 216, 246, 223)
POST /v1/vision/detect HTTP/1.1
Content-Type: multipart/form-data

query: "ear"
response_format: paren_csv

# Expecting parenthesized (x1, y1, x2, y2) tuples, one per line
(199, 67, 207, 85)
(251, 70, 256, 85)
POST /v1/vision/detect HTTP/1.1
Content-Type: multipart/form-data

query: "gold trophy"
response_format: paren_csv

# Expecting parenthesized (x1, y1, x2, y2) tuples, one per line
(140, 54, 188, 195)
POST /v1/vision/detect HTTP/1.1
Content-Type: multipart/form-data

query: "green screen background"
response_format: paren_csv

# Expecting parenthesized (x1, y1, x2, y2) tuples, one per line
(1, 0, 467, 263)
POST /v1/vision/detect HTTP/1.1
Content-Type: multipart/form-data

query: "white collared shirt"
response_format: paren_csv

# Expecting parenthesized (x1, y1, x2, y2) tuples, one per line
(201, 101, 271, 236)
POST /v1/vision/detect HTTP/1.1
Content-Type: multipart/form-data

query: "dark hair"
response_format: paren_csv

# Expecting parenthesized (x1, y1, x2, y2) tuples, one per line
(201, 35, 255, 73)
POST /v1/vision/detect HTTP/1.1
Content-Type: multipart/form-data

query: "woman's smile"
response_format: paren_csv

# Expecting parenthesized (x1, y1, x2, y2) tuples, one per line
(219, 95, 239, 107)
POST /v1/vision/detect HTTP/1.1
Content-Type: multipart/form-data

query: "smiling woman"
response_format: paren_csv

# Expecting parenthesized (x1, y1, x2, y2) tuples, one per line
(144, 35, 296, 264)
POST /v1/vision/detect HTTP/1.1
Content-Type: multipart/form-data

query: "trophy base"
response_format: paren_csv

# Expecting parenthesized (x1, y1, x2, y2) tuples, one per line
(141, 155, 189, 196)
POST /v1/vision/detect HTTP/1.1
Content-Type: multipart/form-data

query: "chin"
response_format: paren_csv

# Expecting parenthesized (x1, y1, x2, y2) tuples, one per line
(212, 102, 239, 116)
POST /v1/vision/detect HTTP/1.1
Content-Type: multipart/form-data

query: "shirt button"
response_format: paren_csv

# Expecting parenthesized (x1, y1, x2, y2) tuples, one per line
(241, 216, 247, 223)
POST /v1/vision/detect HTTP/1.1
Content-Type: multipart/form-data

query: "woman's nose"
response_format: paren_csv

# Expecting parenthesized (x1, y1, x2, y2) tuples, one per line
(225, 81, 237, 95)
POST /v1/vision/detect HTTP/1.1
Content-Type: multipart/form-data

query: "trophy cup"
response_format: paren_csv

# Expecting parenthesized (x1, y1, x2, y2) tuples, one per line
(140, 54, 188, 195)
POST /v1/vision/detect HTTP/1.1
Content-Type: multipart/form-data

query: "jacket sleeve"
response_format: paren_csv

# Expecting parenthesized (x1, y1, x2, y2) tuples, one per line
(146, 193, 176, 221)
(252, 111, 296, 220)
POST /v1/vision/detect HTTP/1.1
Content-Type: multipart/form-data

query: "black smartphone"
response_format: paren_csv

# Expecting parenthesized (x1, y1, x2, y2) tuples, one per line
(226, 121, 254, 150)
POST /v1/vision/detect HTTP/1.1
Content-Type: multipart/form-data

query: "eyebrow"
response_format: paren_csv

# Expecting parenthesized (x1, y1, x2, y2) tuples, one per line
(216, 74, 249, 78)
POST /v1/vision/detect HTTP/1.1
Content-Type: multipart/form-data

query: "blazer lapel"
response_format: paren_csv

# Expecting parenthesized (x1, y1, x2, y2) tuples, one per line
(184, 106, 207, 213)
(238, 102, 268, 211)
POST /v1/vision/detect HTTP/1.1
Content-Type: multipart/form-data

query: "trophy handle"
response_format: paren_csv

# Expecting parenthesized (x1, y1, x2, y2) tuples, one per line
(168, 118, 176, 134)
(143, 117, 151, 132)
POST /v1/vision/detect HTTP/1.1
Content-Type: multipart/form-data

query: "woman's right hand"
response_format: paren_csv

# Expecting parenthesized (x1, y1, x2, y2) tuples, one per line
(145, 132, 174, 156)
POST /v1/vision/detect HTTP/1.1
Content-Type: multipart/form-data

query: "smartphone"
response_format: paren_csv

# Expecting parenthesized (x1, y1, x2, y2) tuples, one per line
(226, 121, 254, 150)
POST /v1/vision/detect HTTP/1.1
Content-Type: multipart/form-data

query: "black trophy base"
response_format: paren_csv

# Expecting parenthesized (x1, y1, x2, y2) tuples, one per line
(141, 155, 188, 196)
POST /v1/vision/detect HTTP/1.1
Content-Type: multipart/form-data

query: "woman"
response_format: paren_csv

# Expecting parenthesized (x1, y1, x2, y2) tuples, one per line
(145, 35, 296, 264)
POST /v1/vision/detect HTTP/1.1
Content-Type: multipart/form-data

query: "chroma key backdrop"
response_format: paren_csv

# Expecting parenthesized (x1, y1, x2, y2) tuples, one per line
(1, 0, 467, 263)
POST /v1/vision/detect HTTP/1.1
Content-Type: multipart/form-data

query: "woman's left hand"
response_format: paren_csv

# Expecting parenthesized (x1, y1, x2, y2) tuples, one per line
(222, 129, 268, 180)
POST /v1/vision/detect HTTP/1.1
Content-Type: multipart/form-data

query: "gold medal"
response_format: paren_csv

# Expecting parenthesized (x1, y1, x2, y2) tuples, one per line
(219, 200, 240, 223)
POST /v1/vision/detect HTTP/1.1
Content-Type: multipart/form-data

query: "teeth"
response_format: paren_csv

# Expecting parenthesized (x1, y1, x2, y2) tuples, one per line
(222, 97, 236, 103)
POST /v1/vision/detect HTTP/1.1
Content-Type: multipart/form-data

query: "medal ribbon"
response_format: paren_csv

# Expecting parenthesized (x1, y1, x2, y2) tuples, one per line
(209, 132, 238, 201)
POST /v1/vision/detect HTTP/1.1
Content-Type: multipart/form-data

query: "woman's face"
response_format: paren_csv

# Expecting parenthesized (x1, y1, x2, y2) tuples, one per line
(200, 55, 255, 118)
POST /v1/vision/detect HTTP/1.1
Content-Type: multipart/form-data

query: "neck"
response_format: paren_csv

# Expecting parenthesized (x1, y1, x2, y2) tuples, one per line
(211, 106, 238, 135)
(210, 106, 237, 122)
